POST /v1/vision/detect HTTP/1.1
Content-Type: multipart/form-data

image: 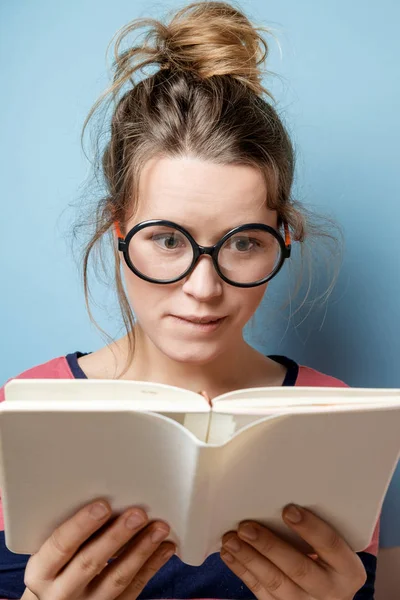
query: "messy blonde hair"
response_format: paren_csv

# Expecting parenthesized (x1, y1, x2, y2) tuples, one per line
(75, 1, 341, 376)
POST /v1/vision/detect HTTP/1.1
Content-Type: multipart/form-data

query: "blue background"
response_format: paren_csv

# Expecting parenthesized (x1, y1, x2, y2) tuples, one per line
(1, 0, 399, 546)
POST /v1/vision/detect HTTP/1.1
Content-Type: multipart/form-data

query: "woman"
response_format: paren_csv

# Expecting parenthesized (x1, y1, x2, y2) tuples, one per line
(0, 2, 378, 598)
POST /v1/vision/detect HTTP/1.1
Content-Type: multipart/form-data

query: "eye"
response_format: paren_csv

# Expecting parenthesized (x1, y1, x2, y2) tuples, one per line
(152, 232, 187, 250)
(229, 236, 260, 252)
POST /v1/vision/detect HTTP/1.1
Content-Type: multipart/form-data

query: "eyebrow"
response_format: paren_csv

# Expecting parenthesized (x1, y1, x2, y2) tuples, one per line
(149, 218, 276, 238)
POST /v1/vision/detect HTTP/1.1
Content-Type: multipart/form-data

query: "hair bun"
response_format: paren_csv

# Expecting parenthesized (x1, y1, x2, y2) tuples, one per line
(158, 1, 271, 95)
(106, 1, 274, 99)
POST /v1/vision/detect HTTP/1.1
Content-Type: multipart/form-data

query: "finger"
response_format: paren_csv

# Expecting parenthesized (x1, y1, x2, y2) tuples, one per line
(234, 520, 330, 598)
(118, 542, 175, 600)
(281, 504, 362, 574)
(25, 500, 115, 583)
(88, 528, 175, 599)
(221, 535, 307, 600)
(57, 512, 168, 596)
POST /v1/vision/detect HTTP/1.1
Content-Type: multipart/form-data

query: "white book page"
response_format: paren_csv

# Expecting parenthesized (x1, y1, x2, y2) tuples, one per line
(4, 379, 210, 414)
(205, 408, 400, 557)
(0, 409, 206, 558)
(211, 386, 400, 410)
(208, 403, 400, 446)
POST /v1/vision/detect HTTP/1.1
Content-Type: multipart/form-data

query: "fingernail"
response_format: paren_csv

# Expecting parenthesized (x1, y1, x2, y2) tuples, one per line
(89, 502, 109, 520)
(125, 510, 146, 530)
(239, 523, 258, 541)
(221, 549, 234, 562)
(151, 528, 169, 543)
(284, 504, 303, 523)
(224, 535, 241, 552)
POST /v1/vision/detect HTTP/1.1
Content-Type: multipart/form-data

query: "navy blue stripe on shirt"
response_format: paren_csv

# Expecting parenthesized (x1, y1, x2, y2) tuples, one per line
(0, 530, 30, 598)
(65, 352, 300, 386)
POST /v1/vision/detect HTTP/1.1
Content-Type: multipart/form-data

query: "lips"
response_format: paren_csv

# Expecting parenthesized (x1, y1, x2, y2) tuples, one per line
(168, 314, 227, 333)
(173, 315, 225, 324)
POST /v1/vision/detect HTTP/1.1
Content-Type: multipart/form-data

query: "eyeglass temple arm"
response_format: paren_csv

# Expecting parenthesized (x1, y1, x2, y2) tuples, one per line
(114, 222, 127, 251)
(115, 221, 124, 239)
(283, 222, 292, 257)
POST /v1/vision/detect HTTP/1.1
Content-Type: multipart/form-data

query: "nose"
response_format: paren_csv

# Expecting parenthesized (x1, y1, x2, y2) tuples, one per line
(181, 255, 223, 300)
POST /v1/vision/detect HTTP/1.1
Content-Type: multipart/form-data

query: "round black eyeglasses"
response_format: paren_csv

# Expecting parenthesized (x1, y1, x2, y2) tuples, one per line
(115, 219, 291, 288)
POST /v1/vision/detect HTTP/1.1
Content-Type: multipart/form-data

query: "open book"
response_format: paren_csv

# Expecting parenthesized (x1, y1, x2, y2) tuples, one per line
(1, 379, 400, 565)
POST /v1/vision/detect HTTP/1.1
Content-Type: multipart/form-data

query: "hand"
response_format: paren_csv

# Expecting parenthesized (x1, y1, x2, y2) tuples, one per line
(220, 504, 367, 600)
(23, 499, 174, 599)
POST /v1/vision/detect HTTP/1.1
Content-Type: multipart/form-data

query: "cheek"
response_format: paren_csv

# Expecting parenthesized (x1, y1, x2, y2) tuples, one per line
(234, 285, 268, 322)
(123, 267, 179, 326)
(123, 268, 159, 316)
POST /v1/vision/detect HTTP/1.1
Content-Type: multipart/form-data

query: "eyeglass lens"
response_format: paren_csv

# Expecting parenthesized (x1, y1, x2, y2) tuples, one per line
(128, 224, 282, 284)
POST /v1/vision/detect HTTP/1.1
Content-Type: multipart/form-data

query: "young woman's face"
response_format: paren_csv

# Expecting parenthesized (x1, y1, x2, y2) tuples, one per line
(122, 156, 279, 364)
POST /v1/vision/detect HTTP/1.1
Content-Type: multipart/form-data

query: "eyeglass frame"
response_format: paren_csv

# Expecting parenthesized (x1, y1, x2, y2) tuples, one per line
(114, 219, 291, 288)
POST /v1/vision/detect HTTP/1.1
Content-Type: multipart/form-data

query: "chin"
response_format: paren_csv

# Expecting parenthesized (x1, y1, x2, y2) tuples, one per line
(157, 340, 225, 365)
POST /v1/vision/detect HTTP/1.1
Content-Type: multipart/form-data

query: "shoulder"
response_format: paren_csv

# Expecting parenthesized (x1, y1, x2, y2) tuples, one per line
(296, 364, 349, 388)
(0, 356, 74, 402)
(76, 338, 130, 379)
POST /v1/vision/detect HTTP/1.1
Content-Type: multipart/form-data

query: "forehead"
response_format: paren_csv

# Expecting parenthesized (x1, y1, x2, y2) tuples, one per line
(130, 156, 277, 233)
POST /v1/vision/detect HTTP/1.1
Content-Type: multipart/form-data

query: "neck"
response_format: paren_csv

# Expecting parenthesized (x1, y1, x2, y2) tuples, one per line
(114, 326, 284, 398)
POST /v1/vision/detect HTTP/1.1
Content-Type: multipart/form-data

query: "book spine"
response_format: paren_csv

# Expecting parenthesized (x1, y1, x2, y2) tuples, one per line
(177, 445, 221, 566)
(182, 412, 210, 442)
